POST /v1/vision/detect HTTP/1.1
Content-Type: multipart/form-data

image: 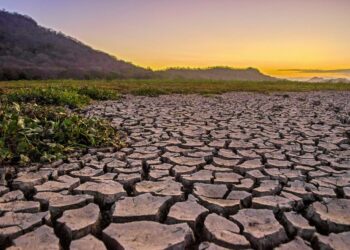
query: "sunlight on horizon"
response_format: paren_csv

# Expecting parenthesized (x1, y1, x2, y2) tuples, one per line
(1, 0, 350, 79)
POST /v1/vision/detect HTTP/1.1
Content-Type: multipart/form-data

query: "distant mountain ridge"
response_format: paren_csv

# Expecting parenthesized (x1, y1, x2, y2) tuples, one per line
(308, 77, 350, 83)
(0, 10, 277, 81)
(157, 67, 277, 81)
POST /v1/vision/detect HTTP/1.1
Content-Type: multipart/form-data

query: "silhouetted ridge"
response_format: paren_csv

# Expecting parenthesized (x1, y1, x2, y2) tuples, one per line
(0, 10, 277, 81)
(0, 10, 152, 80)
(158, 66, 277, 81)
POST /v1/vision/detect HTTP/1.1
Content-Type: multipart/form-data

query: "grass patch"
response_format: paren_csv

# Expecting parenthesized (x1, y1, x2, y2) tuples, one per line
(3, 86, 120, 108)
(0, 79, 349, 96)
(77, 86, 119, 100)
(131, 87, 168, 97)
(5, 88, 90, 108)
(0, 101, 123, 165)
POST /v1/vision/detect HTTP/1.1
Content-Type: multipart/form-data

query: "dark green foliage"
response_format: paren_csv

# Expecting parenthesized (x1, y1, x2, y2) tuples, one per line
(4, 87, 119, 108)
(131, 87, 168, 97)
(6, 88, 90, 108)
(77, 87, 119, 100)
(0, 102, 123, 165)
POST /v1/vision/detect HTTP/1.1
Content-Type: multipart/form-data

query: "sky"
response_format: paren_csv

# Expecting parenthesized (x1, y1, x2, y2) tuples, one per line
(1, 0, 350, 79)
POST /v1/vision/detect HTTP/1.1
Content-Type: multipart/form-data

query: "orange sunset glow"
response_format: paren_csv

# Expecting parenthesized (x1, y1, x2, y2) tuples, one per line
(2, 0, 350, 79)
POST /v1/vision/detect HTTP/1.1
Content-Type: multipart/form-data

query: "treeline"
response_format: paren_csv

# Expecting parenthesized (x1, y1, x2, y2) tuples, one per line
(157, 67, 276, 81)
(0, 67, 152, 81)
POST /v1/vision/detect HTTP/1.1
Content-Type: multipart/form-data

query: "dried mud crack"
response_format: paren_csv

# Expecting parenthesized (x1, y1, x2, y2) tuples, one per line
(1, 92, 350, 249)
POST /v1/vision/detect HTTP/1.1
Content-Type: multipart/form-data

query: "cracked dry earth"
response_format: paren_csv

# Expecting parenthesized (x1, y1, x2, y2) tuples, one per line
(1, 92, 350, 250)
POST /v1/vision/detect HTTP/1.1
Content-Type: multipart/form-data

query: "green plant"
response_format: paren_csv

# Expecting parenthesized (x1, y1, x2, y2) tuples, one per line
(0, 102, 123, 165)
(6, 87, 90, 108)
(2, 79, 350, 95)
(77, 86, 119, 100)
(131, 87, 168, 97)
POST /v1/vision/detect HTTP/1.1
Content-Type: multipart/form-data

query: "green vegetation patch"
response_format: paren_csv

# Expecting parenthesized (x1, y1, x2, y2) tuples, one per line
(6, 87, 90, 108)
(4, 86, 119, 108)
(0, 101, 123, 165)
(1, 79, 349, 96)
(77, 86, 119, 100)
(130, 87, 168, 97)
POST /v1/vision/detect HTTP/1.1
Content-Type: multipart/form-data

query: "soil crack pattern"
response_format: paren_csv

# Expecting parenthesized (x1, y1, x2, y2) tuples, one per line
(1, 92, 350, 249)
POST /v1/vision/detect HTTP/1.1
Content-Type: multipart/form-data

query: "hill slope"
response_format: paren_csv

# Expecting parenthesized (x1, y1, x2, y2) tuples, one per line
(158, 67, 277, 81)
(0, 10, 277, 82)
(0, 10, 151, 80)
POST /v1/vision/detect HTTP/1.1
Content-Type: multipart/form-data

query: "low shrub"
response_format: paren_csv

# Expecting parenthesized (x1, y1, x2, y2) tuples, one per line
(0, 102, 123, 165)
(6, 87, 90, 108)
(77, 86, 119, 100)
(131, 87, 167, 97)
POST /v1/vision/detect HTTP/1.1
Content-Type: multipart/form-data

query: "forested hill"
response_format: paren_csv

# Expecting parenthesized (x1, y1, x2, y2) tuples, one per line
(0, 10, 152, 80)
(0, 10, 278, 81)
(158, 67, 277, 81)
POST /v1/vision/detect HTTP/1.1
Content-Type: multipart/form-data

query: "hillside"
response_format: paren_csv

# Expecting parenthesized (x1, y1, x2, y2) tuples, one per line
(158, 67, 277, 81)
(0, 10, 152, 80)
(0, 10, 278, 82)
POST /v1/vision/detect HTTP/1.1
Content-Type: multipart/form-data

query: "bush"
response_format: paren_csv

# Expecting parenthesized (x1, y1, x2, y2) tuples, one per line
(5, 87, 120, 108)
(0, 102, 123, 165)
(6, 88, 90, 108)
(131, 87, 167, 97)
(77, 86, 119, 100)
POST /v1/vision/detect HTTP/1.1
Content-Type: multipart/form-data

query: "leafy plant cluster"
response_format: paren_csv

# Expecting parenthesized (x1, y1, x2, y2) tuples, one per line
(0, 101, 123, 165)
(0, 87, 122, 165)
(6, 87, 89, 108)
(130, 87, 167, 97)
(77, 86, 119, 100)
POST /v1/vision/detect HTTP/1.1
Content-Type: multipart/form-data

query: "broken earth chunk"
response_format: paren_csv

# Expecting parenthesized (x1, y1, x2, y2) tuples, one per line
(231, 208, 288, 249)
(102, 221, 194, 249)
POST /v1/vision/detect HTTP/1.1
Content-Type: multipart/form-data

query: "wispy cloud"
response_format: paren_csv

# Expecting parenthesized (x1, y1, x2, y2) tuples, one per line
(278, 69, 350, 74)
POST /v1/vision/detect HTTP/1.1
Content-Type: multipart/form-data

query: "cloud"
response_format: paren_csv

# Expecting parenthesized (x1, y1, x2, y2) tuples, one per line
(278, 68, 350, 74)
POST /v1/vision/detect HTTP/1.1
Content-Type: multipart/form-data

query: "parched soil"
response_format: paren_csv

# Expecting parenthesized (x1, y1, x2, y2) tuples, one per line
(1, 92, 350, 249)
